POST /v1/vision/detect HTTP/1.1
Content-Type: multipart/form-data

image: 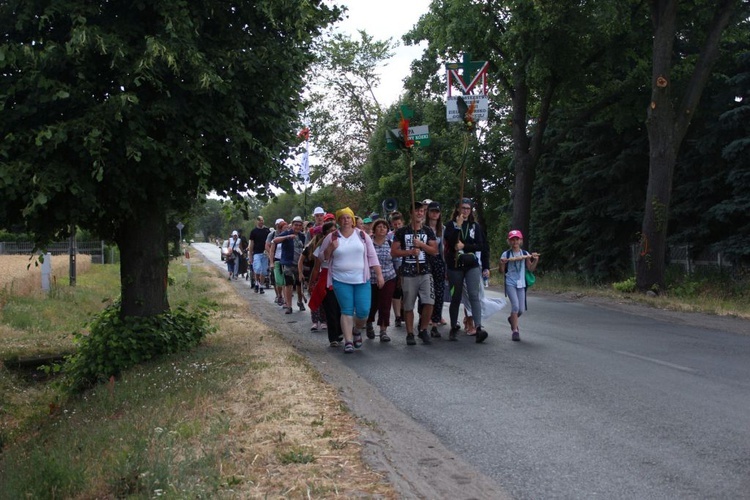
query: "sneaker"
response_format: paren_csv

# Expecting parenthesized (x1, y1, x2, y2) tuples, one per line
(344, 342, 354, 353)
(512, 331, 520, 342)
(353, 333, 363, 349)
(380, 332, 391, 342)
(285, 307, 293, 315)
(406, 334, 416, 346)
(366, 323, 375, 339)
(298, 301, 306, 312)
(259, 288, 265, 294)
(417, 330, 432, 345)
(330, 341, 340, 347)
(395, 317, 402, 328)
(449, 325, 460, 341)
(430, 326, 441, 338)
(475, 327, 488, 344)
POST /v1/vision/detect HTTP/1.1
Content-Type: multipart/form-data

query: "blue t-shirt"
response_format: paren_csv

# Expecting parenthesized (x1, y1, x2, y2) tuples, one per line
(279, 230, 305, 266)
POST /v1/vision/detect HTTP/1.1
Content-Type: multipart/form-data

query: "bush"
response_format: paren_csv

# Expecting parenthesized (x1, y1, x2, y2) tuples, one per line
(62, 301, 214, 391)
(612, 277, 636, 293)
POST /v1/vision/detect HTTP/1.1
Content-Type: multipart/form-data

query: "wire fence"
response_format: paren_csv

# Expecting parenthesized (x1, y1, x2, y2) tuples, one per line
(631, 244, 732, 274)
(0, 241, 107, 263)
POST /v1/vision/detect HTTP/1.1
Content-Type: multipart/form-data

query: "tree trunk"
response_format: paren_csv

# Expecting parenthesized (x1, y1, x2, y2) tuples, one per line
(509, 71, 534, 241)
(116, 205, 170, 318)
(636, 0, 737, 292)
(637, 0, 678, 293)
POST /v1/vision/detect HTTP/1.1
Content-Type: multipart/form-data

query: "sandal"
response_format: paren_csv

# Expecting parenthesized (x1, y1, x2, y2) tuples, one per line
(353, 333, 363, 349)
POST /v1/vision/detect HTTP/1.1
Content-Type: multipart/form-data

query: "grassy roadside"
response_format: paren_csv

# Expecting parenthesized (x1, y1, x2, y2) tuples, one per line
(529, 269, 750, 320)
(0, 254, 396, 498)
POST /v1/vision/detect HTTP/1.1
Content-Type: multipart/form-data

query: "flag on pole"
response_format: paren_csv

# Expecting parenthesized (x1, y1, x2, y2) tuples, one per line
(297, 127, 310, 184)
(299, 144, 309, 183)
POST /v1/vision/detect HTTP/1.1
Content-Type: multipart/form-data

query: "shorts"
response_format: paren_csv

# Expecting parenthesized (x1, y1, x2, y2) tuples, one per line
(505, 284, 526, 315)
(332, 280, 371, 318)
(273, 261, 284, 287)
(252, 253, 269, 275)
(283, 264, 300, 286)
(401, 274, 434, 311)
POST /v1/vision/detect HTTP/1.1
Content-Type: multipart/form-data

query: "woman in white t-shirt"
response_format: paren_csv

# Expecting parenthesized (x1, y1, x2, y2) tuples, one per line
(319, 207, 384, 353)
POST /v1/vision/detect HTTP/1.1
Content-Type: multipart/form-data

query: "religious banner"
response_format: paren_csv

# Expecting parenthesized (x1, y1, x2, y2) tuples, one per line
(444, 53, 489, 123)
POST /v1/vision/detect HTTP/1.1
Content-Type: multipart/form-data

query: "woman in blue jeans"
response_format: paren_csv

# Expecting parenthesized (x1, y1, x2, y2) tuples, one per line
(443, 198, 490, 343)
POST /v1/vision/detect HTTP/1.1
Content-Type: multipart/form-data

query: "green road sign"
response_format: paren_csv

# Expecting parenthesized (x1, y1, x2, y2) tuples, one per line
(386, 124, 430, 150)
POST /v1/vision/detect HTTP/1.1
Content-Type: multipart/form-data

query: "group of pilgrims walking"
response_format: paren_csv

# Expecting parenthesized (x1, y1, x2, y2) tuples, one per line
(229, 198, 539, 353)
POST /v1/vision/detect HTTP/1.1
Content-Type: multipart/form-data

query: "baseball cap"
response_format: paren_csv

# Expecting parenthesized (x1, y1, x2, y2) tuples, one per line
(427, 201, 440, 211)
(231, 230, 238, 236)
(275, 218, 285, 226)
(411, 200, 424, 211)
(292, 216, 303, 222)
(313, 206, 325, 215)
(323, 213, 335, 221)
(508, 230, 523, 239)
(363, 217, 372, 224)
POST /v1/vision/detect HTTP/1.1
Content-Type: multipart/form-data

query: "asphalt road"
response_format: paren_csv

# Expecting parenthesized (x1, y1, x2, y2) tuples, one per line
(192, 243, 750, 499)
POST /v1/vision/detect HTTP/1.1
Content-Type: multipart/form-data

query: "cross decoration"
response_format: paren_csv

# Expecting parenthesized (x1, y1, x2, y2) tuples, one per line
(445, 53, 489, 97)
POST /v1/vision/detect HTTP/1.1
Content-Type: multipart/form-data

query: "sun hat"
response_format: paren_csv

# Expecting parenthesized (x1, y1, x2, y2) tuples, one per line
(508, 230, 523, 239)
(313, 206, 325, 215)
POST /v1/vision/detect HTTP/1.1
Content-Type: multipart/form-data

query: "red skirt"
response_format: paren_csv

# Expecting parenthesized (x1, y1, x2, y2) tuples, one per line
(308, 268, 329, 311)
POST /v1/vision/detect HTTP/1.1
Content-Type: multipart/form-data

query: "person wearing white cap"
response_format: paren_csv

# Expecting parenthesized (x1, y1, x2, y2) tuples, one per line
(227, 230, 241, 280)
(307, 206, 326, 242)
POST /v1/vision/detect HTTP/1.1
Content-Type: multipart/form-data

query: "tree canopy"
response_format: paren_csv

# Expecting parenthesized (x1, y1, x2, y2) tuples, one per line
(0, 0, 341, 316)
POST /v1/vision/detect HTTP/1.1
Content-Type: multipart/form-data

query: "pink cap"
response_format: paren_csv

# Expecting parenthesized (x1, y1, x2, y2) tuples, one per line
(508, 230, 523, 239)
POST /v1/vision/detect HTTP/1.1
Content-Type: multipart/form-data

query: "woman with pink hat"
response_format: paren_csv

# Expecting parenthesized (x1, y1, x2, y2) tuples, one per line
(499, 230, 540, 341)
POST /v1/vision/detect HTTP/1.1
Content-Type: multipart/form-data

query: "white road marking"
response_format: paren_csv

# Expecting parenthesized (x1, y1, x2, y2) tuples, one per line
(615, 350, 697, 373)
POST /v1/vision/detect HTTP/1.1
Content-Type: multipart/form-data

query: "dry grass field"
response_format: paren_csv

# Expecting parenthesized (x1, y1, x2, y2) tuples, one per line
(0, 254, 91, 298)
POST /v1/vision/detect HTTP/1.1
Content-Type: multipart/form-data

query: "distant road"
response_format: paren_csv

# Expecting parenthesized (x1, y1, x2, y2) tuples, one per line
(192, 242, 750, 499)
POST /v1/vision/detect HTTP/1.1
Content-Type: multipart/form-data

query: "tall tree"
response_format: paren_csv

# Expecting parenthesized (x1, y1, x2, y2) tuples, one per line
(405, 0, 629, 243)
(0, 0, 341, 317)
(304, 30, 394, 189)
(636, 0, 745, 291)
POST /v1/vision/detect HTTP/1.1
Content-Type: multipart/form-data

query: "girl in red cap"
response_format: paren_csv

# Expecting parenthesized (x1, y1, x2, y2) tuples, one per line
(499, 230, 539, 341)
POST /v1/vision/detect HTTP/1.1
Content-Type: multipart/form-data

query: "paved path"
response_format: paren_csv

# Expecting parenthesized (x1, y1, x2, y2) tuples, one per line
(192, 243, 750, 499)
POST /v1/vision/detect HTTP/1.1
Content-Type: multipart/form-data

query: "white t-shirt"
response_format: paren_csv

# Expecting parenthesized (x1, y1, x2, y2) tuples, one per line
(331, 232, 366, 284)
(313, 245, 329, 270)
